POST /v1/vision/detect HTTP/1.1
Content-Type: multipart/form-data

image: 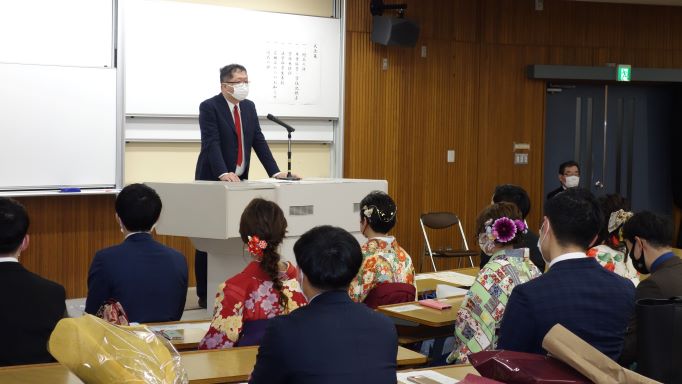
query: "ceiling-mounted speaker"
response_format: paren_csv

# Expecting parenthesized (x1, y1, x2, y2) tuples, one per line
(371, 15, 420, 48)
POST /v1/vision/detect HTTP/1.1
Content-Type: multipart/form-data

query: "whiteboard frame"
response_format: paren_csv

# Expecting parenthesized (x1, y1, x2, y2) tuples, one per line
(0, 0, 122, 196)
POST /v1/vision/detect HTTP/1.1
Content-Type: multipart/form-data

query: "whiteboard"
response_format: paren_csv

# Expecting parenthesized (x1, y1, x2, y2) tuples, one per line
(123, 0, 341, 118)
(0, 64, 117, 190)
(0, 0, 113, 68)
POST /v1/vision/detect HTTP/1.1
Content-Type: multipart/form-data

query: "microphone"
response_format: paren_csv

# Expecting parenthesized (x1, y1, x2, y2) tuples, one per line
(267, 114, 295, 133)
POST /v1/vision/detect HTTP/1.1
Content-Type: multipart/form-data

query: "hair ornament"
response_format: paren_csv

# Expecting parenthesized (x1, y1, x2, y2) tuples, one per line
(608, 209, 633, 234)
(247, 235, 268, 260)
(361, 204, 396, 223)
(479, 216, 527, 248)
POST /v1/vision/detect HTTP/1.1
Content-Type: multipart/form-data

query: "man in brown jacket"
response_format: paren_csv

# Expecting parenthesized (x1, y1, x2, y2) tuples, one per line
(619, 211, 682, 366)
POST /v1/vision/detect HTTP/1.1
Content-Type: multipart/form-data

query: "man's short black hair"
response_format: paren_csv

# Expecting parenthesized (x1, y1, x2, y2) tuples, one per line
(493, 184, 531, 219)
(115, 183, 162, 232)
(294, 225, 363, 291)
(220, 64, 247, 83)
(622, 211, 674, 248)
(0, 197, 29, 254)
(544, 188, 603, 250)
(558, 160, 580, 175)
(359, 191, 397, 234)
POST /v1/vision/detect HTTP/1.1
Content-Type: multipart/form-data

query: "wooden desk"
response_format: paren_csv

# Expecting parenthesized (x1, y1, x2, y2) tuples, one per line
(415, 267, 479, 293)
(378, 296, 464, 328)
(185, 346, 426, 382)
(0, 346, 425, 384)
(145, 320, 210, 351)
(0, 363, 82, 384)
(398, 364, 480, 383)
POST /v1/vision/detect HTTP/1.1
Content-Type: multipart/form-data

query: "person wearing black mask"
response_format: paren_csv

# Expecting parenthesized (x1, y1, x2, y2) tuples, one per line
(618, 211, 682, 366)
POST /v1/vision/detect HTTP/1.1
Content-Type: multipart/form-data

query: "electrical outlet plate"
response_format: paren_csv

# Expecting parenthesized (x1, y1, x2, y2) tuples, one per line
(514, 153, 529, 165)
(447, 150, 455, 163)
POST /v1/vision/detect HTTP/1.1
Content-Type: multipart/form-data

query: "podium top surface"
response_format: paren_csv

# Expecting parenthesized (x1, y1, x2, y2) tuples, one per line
(147, 178, 388, 240)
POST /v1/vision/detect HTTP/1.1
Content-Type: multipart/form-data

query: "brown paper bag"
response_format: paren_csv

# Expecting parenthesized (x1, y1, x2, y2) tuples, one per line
(541, 324, 660, 384)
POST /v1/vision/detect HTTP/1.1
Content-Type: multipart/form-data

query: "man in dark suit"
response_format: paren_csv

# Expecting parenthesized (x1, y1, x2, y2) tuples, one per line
(546, 160, 580, 200)
(0, 197, 66, 366)
(249, 226, 398, 384)
(85, 184, 188, 323)
(497, 188, 635, 360)
(479, 184, 545, 271)
(618, 211, 682, 366)
(194, 64, 284, 307)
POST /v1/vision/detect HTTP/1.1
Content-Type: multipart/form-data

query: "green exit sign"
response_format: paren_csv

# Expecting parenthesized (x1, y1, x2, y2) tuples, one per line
(617, 65, 632, 82)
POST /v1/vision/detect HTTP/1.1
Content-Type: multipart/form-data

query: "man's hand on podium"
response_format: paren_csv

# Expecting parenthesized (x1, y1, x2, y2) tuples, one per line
(219, 172, 241, 182)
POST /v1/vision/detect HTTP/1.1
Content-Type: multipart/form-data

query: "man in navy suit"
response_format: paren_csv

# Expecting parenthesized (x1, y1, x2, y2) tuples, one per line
(497, 188, 635, 360)
(249, 226, 398, 384)
(85, 184, 188, 323)
(0, 197, 66, 366)
(194, 64, 284, 307)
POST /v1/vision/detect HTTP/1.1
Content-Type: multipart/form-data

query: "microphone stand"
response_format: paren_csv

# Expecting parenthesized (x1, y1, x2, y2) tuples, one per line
(266, 114, 300, 181)
(284, 129, 300, 180)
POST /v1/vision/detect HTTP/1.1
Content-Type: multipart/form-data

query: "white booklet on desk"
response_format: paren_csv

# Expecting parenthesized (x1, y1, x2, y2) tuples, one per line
(431, 271, 476, 287)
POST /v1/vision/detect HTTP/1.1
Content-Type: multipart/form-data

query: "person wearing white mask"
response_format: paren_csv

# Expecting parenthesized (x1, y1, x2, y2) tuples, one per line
(447, 202, 541, 364)
(497, 188, 635, 360)
(546, 160, 580, 200)
(194, 64, 287, 307)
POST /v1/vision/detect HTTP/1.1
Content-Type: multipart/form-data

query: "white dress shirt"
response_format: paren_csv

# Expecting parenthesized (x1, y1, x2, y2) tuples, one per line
(548, 251, 587, 269)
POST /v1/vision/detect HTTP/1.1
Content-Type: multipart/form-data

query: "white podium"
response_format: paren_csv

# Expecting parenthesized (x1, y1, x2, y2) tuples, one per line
(146, 178, 387, 312)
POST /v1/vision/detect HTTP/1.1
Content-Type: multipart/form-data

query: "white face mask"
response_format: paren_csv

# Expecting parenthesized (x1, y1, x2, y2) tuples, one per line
(537, 221, 550, 265)
(564, 175, 580, 188)
(296, 268, 309, 301)
(229, 83, 249, 101)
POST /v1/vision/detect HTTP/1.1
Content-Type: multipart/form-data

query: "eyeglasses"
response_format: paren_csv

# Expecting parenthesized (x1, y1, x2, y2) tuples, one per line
(222, 81, 249, 85)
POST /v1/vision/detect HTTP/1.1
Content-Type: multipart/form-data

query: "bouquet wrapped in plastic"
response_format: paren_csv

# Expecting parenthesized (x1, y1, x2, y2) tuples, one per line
(48, 314, 188, 384)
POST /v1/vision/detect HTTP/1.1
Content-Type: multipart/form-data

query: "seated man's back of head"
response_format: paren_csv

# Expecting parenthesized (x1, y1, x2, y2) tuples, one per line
(84, 184, 188, 323)
(249, 225, 398, 384)
(0, 197, 66, 366)
(497, 188, 635, 360)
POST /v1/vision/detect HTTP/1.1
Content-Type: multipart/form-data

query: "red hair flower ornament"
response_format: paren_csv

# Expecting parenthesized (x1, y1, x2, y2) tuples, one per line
(247, 235, 268, 260)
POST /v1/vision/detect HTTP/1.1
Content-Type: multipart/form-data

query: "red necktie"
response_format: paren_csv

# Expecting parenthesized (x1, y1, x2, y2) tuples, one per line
(233, 105, 243, 167)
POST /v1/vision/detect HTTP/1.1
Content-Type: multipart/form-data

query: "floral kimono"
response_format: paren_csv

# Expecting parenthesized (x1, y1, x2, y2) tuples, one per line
(348, 237, 416, 303)
(447, 248, 541, 364)
(587, 244, 639, 285)
(198, 261, 307, 349)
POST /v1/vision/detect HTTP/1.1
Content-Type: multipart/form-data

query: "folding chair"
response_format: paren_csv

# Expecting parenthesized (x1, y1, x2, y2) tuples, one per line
(420, 212, 477, 272)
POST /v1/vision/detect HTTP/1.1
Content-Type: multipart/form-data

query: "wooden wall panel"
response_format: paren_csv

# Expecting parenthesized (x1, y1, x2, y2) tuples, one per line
(476, 44, 549, 231)
(14, 195, 196, 298)
(345, 0, 682, 271)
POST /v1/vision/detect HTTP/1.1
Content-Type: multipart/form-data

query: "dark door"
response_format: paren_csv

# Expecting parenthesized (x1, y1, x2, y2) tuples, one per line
(544, 83, 675, 216)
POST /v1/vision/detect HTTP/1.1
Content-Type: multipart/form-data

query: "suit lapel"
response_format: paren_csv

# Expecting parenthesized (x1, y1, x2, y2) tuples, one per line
(215, 94, 237, 135)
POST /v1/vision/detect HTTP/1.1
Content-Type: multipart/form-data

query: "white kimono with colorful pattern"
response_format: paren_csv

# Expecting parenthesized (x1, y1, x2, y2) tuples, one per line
(348, 237, 416, 303)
